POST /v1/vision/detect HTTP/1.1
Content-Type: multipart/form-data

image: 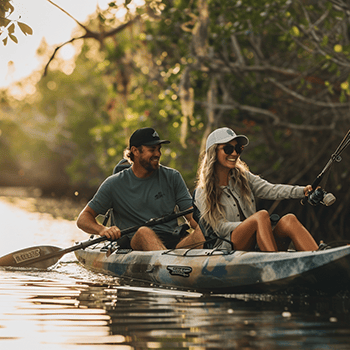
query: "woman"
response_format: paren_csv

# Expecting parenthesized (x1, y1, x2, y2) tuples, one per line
(193, 127, 319, 252)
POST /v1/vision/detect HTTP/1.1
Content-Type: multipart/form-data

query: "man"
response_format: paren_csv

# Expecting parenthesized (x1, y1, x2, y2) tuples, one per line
(77, 127, 203, 250)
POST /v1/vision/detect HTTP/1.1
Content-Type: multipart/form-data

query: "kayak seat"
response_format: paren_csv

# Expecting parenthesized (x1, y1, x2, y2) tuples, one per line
(113, 158, 131, 174)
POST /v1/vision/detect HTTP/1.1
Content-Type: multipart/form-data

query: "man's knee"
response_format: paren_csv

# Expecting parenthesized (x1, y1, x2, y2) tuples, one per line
(130, 227, 165, 250)
(134, 226, 153, 237)
(131, 227, 153, 244)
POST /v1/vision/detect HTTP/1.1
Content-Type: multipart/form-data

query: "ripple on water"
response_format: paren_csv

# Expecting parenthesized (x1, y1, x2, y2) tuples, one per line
(0, 268, 130, 349)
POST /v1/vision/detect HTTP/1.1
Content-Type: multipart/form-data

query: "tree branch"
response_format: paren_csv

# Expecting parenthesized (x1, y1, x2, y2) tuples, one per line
(196, 99, 337, 131)
(268, 78, 350, 108)
(43, 13, 140, 76)
(46, 0, 89, 32)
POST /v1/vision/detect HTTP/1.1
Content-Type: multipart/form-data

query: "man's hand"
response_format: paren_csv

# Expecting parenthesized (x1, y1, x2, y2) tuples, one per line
(99, 226, 122, 240)
(77, 205, 122, 240)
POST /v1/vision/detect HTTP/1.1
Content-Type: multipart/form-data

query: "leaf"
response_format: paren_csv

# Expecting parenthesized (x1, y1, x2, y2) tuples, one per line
(9, 34, 18, 43)
(8, 23, 15, 34)
(0, 18, 11, 27)
(334, 44, 342, 53)
(341, 81, 349, 90)
(4, 3, 15, 15)
(2, 37, 8, 46)
(290, 26, 300, 37)
(18, 21, 33, 36)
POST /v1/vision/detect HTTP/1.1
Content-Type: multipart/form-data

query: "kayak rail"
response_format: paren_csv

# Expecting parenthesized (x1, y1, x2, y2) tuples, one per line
(162, 247, 235, 257)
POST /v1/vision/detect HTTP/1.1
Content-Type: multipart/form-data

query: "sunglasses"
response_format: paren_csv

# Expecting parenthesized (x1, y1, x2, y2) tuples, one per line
(222, 144, 244, 155)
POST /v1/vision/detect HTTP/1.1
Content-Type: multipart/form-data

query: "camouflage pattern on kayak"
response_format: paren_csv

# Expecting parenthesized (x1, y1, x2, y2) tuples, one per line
(75, 244, 350, 294)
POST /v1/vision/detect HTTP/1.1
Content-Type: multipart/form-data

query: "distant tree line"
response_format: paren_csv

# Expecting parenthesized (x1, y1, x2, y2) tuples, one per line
(1, 0, 350, 241)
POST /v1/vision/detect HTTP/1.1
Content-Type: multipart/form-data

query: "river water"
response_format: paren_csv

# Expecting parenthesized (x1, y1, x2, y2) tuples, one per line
(0, 196, 350, 350)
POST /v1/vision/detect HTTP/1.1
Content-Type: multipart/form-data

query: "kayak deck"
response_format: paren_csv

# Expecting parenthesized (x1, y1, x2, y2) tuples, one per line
(75, 244, 350, 294)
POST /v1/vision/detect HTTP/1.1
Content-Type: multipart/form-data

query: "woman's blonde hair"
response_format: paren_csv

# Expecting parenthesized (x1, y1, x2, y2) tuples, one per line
(196, 144, 251, 231)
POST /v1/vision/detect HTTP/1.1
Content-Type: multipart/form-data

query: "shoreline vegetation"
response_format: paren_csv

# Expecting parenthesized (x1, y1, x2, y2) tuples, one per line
(0, 187, 83, 221)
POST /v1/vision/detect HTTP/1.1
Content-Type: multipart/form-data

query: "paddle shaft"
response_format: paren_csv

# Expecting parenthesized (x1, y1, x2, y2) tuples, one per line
(2, 208, 194, 268)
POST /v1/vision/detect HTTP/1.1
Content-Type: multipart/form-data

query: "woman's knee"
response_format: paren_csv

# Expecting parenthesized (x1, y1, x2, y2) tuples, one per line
(279, 213, 298, 226)
(246, 210, 270, 231)
(254, 209, 270, 221)
(275, 213, 300, 234)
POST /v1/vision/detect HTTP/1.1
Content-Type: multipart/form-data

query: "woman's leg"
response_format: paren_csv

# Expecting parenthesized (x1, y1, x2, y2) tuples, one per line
(273, 214, 318, 251)
(231, 210, 278, 252)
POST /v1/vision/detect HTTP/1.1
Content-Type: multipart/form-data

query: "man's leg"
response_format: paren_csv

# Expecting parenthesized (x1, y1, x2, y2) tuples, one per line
(176, 225, 205, 249)
(130, 227, 166, 251)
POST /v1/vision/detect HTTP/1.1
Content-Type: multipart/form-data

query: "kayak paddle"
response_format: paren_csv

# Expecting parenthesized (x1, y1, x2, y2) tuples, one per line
(0, 208, 193, 269)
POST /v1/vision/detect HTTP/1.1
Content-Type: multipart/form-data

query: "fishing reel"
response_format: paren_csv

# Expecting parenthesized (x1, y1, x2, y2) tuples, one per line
(307, 188, 336, 206)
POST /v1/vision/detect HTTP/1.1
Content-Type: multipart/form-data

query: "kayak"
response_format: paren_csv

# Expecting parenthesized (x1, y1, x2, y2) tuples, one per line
(74, 242, 350, 294)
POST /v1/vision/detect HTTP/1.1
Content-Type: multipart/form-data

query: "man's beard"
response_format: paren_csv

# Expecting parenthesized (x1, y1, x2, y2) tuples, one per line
(139, 156, 159, 173)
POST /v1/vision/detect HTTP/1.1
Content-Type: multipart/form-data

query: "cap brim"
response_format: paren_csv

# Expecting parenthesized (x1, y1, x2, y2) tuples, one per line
(143, 140, 170, 146)
(234, 136, 249, 145)
(217, 135, 249, 146)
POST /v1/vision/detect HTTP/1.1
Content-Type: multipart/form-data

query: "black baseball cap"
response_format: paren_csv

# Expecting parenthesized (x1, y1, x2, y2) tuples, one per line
(129, 127, 170, 148)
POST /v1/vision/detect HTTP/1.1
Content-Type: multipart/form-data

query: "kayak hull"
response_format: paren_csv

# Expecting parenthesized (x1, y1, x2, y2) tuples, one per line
(75, 245, 350, 294)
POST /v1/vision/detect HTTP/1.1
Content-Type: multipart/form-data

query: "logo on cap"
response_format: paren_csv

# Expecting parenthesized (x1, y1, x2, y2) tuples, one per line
(129, 127, 170, 148)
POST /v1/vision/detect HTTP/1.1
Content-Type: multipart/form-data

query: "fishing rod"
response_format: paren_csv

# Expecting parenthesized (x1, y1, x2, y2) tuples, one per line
(302, 129, 350, 206)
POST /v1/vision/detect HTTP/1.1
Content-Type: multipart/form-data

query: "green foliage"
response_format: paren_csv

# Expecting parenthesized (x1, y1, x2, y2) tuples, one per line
(2, 0, 350, 238)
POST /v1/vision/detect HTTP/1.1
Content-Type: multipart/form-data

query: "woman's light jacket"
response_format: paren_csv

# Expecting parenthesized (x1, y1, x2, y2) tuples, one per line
(194, 171, 305, 249)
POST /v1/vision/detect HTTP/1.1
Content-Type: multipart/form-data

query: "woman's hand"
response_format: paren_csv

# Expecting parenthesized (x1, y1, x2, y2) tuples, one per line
(304, 185, 313, 196)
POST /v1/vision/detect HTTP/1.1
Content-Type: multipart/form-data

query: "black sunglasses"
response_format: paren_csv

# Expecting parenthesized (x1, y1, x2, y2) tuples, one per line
(222, 144, 244, 155)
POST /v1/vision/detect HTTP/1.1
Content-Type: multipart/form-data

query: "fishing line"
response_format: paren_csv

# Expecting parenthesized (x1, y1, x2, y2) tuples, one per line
(302, 128, 350, 206)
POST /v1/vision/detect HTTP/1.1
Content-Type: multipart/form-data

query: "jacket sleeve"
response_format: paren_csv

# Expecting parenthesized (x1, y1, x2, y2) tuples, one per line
(247, 172, 305, 200)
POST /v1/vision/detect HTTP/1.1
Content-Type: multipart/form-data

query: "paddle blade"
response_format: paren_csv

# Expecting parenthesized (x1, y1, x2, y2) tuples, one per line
(0, 245, 63, 269)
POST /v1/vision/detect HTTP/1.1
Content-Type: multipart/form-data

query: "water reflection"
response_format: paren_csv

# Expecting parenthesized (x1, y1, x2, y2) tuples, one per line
(1, 196, 350, 349)
(1, 262, 350, 350)
(78, 278, 350, 349)
(0, 269, 129, 349)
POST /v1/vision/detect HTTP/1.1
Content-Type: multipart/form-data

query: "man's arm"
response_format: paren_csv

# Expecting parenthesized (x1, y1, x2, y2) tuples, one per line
(76, 205, 121, 240)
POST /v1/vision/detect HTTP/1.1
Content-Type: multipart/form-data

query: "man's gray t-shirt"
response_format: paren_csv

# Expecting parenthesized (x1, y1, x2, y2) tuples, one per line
(88, 164, 192, 244)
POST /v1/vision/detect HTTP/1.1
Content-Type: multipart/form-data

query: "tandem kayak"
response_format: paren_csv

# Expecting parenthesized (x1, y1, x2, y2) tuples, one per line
(75, 242, 350, 294)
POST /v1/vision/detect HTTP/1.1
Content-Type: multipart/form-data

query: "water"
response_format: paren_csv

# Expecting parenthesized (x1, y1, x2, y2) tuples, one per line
(1, 196, 350, 349)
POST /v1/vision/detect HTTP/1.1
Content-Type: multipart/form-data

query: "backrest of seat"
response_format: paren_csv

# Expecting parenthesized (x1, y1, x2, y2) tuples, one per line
(113, 158, 131, 174)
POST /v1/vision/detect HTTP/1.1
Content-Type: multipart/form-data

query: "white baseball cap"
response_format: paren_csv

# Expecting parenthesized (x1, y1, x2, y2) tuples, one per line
(206, 127, 249, 152)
